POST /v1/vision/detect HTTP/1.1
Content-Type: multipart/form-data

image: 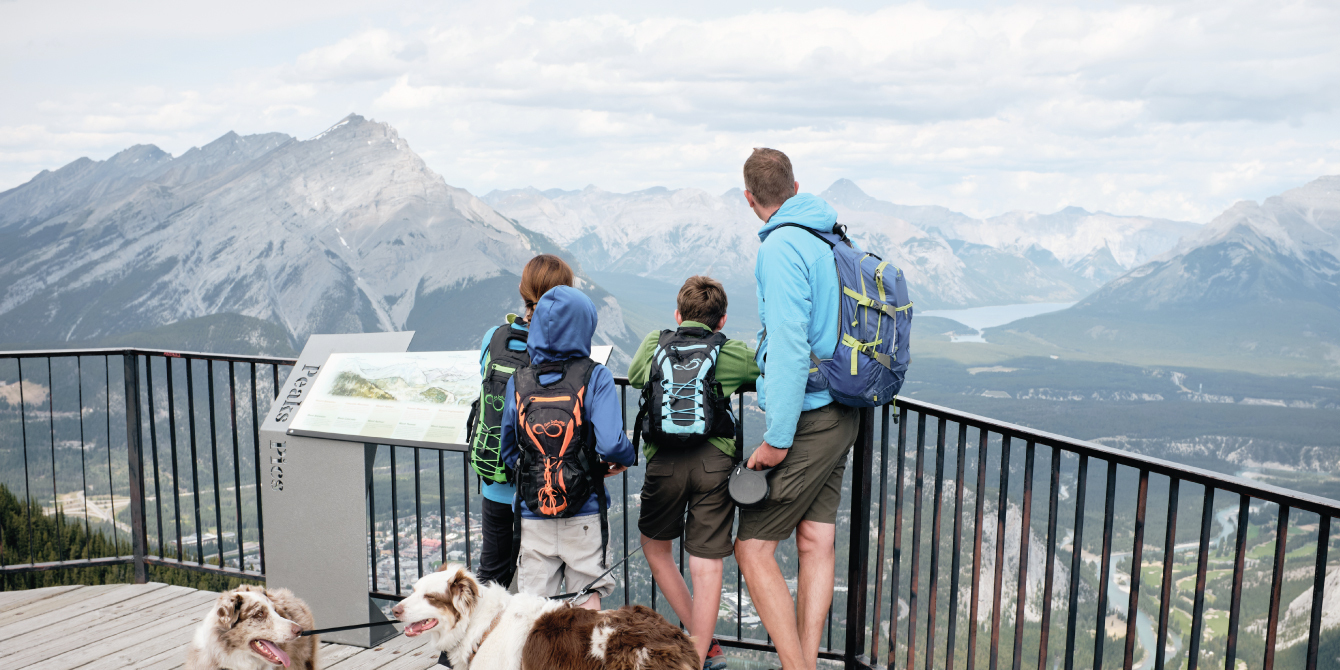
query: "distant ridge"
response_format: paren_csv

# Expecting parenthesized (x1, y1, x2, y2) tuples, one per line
(486, 179, 1197, 313)
(0, 114, 638, 360)
(990, 175, 1340, 374)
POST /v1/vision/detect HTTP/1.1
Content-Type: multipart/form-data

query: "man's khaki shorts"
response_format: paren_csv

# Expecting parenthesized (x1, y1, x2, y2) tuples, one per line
(638, 440, 736, 559)
(737, 403, 859, 542)
(517, 515, 613, 606)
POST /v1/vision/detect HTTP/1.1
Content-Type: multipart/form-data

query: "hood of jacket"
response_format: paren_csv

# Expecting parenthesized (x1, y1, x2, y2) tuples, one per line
(526, 285, 596, 364)
(757, 193, 839, 240)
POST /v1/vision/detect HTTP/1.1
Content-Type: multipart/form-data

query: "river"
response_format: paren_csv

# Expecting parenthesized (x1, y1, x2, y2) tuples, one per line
(1087, 506, 1237, 669)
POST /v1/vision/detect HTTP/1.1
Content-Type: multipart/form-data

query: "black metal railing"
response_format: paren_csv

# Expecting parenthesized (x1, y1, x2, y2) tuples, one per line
(0, 348, 292, 583)
(2, 347, 1336, 670)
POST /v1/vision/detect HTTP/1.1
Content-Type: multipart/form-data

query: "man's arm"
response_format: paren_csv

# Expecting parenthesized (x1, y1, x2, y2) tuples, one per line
(625, 331, 660, 390)
(756, 232, 813, 450)
(587, 365, 636, 467)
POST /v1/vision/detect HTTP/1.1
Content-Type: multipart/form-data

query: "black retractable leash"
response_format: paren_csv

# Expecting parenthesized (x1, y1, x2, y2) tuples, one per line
(551, 473, 734, 603)
(299, 621, 393, 637)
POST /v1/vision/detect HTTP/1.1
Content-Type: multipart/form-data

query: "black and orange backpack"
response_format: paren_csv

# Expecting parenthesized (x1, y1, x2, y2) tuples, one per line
(512, 357, 609, 564)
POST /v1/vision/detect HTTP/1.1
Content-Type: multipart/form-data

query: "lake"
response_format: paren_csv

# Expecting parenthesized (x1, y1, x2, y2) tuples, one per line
(920, 302, 1075, 342)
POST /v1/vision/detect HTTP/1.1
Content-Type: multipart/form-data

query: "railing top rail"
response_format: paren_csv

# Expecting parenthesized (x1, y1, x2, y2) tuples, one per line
(897, 395, 1340, 517)
(0, 346, 298, 365)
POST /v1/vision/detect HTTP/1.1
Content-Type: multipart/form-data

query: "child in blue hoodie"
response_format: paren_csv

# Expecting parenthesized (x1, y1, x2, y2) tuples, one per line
(500, 285, 636, 610)
(470, 254, 574, 588)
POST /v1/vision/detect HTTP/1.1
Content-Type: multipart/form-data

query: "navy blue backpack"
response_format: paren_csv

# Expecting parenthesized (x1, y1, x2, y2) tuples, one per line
(775, 223, 913, 407)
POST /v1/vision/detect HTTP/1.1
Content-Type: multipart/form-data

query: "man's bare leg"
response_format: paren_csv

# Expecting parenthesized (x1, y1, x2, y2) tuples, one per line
(580, 594, 601, 610)
(736, 537, 807, 670)
(795, 520, 837, 667)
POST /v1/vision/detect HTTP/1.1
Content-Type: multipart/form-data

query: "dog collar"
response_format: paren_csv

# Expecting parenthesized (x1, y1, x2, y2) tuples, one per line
(467, 612, 505, 664)
(435, 611, 504, 668)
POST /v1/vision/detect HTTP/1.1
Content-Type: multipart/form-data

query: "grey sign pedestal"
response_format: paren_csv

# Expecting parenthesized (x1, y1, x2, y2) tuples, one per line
(258, 332, 415, 648)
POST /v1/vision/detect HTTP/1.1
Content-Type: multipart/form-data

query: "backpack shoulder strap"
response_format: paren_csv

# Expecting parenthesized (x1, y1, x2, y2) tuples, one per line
(704, 330, 729, 349)
(490, 321, 528, 347)
(771, 222, 837, 248)
(486, 322, 530, 372)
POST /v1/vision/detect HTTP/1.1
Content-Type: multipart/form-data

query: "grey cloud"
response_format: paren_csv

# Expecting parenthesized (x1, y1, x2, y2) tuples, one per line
(3, 1, 1340, 223)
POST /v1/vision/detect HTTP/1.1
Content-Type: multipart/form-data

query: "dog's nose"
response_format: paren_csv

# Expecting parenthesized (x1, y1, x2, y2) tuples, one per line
(391, 603, 404, 618)
(291, 622, 302, 636)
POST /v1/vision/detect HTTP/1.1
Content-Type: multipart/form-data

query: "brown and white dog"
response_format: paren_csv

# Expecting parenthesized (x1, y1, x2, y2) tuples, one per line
(185, 584, 318, 670)
(392, 564, 698, 670)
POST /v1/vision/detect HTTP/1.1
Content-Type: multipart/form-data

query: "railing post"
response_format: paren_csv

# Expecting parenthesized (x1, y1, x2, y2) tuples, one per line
(845, 406, 875, 669)
(123, 353, 148, 584)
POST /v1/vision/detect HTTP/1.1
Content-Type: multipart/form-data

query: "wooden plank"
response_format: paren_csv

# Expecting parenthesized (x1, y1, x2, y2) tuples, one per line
(373, 645, 442, 670)
(5, 586, 211, 669)
(318, 642, 370, 667)
(85, 610, 215, 670)
(324, 631, 427, 670)
(0, 584, 158, 640)
(0, 585, 194, 666)
(128, 645, 188, 670)
(2, 587, 204, 668)
(0, 586, 84, 612)
(0, 585, 120, 627)
(20, 589, 214, 670)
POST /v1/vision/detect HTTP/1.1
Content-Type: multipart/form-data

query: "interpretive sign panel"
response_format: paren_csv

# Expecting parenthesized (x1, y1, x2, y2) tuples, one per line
(287, 351, 480, 450)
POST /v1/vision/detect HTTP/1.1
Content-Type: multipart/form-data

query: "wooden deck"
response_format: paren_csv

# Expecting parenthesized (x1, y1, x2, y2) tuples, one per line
(0, 583, 440, 669)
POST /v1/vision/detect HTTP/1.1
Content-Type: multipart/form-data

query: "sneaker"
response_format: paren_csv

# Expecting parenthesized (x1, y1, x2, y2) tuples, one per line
(703, 639, 727, 670)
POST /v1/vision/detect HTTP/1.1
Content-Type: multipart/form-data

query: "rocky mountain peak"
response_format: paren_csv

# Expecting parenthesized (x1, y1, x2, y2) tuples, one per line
(820, 178, 875, 208)
(0, 115, 636, 358)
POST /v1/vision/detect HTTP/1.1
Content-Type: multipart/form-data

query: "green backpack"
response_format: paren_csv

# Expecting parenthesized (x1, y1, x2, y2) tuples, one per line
(467, 317, 530, 483)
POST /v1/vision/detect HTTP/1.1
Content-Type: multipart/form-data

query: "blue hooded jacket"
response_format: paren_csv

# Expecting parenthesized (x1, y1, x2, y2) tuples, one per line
(754, 193, 844, 448)
(500, 286, 635, 518)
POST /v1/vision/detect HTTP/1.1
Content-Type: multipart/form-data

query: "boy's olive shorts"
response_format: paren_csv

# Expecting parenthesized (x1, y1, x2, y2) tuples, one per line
(638, 440, 737, 559)
(737, 403, 859, 542)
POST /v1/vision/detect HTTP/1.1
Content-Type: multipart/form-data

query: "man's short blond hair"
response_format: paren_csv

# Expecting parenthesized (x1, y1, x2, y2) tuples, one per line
(743, 148, 795, 207)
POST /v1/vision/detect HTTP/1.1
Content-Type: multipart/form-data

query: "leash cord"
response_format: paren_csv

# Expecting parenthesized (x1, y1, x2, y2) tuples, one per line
(299, 620, 398, 637)
(557, 475, 733, 604)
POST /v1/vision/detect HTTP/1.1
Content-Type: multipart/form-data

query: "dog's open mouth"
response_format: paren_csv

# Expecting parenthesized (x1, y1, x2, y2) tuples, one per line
(403, 619, 438, 637)
(249, 639, 292, 667)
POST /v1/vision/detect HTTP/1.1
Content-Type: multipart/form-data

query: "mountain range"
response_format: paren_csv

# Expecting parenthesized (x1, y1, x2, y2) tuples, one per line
(990, 176, 1340, 374)
(0, 115, 636, 359)
(485, 180, 1199, 317)
(6, 112, 1337, 378)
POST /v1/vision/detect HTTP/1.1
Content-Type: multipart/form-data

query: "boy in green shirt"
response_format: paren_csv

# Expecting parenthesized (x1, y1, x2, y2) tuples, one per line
(629, 275, 760, 670)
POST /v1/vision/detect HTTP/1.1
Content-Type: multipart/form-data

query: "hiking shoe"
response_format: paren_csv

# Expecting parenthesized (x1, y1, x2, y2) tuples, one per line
(704, 639, 727, 670)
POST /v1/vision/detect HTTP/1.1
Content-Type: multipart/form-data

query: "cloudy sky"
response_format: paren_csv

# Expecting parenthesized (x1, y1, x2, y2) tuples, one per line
(1, 0, 1337, 221)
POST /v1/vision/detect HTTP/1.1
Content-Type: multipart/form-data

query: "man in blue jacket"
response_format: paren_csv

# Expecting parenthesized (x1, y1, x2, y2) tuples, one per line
(500, 285, 635, 610)
(736, 148, 861, 670)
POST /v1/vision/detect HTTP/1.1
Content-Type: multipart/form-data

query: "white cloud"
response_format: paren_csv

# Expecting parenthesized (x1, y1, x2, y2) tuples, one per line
(1, 0, 1338, 222)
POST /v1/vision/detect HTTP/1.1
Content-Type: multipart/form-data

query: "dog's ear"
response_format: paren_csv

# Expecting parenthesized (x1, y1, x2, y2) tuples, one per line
(216, 592, 244, 630)
(447, 571, 479, 616)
